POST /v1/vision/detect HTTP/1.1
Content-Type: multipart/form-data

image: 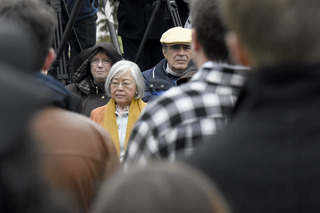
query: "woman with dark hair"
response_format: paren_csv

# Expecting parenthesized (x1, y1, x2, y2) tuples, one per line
(66, 42, 123, 116)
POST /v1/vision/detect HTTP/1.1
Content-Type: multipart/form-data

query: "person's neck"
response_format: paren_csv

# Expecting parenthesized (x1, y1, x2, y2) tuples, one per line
(195, 52, 209, 68)
(192, 48, 208, 68)
(166, 65, 186, 77)
(115, 104, 130, 116)
(93, 79, 103, 85)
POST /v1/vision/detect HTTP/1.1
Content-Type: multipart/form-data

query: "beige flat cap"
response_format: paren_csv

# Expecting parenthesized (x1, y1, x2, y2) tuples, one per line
(160, 27, 192, 46)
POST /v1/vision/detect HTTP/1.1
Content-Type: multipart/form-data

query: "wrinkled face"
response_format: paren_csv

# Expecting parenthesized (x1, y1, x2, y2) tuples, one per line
(90, 52, 112, 84)
(110, 71, 137, 109)
(163, 44, 191, 74)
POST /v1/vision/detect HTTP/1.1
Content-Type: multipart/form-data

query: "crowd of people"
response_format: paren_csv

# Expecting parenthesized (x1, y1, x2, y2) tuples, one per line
(2, 0, 320, 212)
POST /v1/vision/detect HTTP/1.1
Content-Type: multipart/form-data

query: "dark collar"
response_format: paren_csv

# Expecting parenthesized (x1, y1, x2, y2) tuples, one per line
(233, 62, 320, 115)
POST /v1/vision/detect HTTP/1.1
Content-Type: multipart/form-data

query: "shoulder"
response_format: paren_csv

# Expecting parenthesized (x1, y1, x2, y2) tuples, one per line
(193, 62, 249, 89)
(138, 99, 148, 109)
(31, 107, 118, 163)
(142, 67, 153, 77)
(143, 59, 166, 76)
(137, 87, 185, 126)
(91, 104, 106, 113)
(31, 106, 120, 196)
(205, 62, 250, 77)
(90, 104, 107, 123)
(65, 83, 79, 92)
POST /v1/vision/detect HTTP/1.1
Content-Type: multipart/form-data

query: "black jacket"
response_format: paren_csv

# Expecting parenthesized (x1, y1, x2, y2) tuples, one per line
(187, 63, 320, 213)
(142, 58, 180, 102)
(117, 0, 189, 40)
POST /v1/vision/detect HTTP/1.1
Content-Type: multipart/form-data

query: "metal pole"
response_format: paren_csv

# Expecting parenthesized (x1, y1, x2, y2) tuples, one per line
(166, 0, 182, 27)
(102, 0, 122, 54)
(48, 0, 83, 82)
(134, 0, 162, 63)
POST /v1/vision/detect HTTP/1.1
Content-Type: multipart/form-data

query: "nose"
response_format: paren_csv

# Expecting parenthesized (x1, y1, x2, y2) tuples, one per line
(177, 46, 187, 55)
(116, 83, 124, 90)
(97, 60, 104, 67)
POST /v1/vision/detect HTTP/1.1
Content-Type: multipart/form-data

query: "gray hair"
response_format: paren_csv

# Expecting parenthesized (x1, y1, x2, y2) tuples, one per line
(162, 44, 168, 53)
(105, 60, 145, 99)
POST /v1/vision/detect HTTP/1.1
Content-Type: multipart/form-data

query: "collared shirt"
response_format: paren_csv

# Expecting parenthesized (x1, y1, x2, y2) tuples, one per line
(124, 61, 249, 164)
(115, 105, 130, 162)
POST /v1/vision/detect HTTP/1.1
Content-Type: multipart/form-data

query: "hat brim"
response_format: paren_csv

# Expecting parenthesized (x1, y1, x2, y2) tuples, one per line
(163, 42, 191, 46)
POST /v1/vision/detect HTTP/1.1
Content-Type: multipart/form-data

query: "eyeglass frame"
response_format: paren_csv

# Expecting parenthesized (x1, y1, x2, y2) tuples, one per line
(110, 80, 136, 89)
(90, 58, 113, 65)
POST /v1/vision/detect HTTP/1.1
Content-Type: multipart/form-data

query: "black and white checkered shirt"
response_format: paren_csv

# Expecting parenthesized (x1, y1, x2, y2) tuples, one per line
(124, 61, 249, 164)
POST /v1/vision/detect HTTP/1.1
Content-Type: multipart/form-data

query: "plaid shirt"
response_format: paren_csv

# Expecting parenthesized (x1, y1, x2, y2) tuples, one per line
(124, 61, 249, 164)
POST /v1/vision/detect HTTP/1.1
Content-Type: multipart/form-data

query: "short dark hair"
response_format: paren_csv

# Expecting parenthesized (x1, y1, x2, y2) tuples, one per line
(191, 0, 229, 62)
(0, 0, 56, 70)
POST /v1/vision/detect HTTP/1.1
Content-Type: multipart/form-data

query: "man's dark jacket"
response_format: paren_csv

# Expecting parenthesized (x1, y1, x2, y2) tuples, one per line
(186, 63, 320, 213)
(142, 58, 181, 102)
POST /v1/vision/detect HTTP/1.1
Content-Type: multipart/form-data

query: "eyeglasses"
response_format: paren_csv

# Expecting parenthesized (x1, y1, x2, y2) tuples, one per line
(90, 58, 112, 65)
(110, 81, 135, 89)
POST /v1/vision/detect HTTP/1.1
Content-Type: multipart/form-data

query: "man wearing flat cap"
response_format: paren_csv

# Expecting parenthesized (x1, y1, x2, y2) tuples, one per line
(141, 27, 193, 102)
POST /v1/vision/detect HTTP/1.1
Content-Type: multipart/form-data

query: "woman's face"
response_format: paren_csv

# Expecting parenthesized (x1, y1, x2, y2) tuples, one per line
(110, 71, 137, 109)
(90, 52, 112, 84)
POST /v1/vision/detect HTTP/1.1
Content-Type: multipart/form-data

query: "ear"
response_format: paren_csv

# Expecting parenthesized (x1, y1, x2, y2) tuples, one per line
(226, 32, 251, 66)
(162, 46, 167, 59)
(192, 29, 200, 52)
(42, 48, 56, 71)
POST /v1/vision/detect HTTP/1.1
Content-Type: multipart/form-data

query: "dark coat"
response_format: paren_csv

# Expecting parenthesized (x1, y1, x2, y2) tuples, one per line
(64, 0, 98, 20)
(142, 58, 196, 102)
(186, 63, 320, 213)
(142, 58, 180, 102)
(66, 42, 123, 116)
(35, 73, 82, 113)
(117, 0, 189, 40)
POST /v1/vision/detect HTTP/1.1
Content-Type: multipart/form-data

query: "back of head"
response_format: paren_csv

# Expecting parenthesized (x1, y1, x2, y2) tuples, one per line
(191, 0, 229, 62)
(92, 162, 230, 213)
(0, 20, 38, 72)
(221, 0, 320, 66)
(0, 0, 56, 70)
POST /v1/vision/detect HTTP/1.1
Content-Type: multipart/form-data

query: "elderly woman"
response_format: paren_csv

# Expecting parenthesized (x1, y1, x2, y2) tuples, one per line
(66, 42, 123, 116)
(90, 60, 147, 162)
